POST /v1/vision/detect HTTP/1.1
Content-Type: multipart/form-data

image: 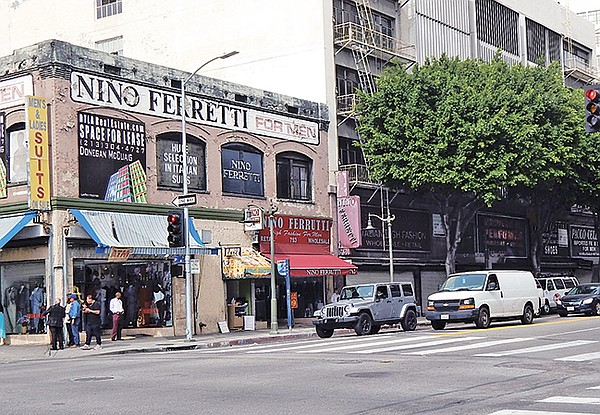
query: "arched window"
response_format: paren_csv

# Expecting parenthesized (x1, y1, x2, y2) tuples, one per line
(221, 143, 264, 197)
(156, 132, 206, 192)
(3, 122, 27, 184)
(276, 152, 312, 201)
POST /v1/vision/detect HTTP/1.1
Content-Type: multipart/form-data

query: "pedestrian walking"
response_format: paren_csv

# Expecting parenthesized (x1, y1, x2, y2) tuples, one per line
(109, 291, 124, 341)
(64, 294, 74, 347)
(42, 298, 66, 350)
(68, 294, 81, 347)
(0, 302, 6, 346)
(81, 294, 102, 350)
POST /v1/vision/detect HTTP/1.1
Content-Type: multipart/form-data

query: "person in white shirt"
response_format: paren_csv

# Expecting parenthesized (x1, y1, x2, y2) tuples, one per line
(153, 284, 166, 327)
(109, 291, 124, 341)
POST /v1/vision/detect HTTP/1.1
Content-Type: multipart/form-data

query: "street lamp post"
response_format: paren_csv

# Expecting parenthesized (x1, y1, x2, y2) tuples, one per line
(366, 212, 396, 282)
(247, 202, 279, 335)
(180, 51, 238, 340)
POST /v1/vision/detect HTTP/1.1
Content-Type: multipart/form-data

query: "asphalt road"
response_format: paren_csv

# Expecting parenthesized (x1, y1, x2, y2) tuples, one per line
(2, 314, 599, 415)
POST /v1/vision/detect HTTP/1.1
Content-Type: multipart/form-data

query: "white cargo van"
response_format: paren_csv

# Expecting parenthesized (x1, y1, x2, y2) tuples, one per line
(425, 270, 540, 330)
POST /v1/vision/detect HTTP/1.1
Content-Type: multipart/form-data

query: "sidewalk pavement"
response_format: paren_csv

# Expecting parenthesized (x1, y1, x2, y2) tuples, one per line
(0, 317, 430, 363)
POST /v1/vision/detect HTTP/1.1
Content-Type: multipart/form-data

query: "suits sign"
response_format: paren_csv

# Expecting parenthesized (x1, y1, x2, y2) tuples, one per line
(26, 96, 51, 210)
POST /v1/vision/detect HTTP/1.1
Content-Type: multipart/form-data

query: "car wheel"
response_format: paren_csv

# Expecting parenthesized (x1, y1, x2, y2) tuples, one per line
(371, 325, 381, 334)
(558, 312, 568, 317)
(594, 302, 600, 316)
(315, 326, 334, 338)
(354, 313, 373, 336)
(431, 321, 446, 330)
(521, 304, 534, 325)
(542, 301, 550, 315)
(475, 307, 490, 329)
(400, 309, 418, 332)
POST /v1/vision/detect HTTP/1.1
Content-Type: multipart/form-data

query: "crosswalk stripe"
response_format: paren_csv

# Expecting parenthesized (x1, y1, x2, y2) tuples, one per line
(475, 340, 597, 357)
(538, 396, 600, 405)
(588, 386, 600, 390)
(245, 333, 410, 354)
(403, 337, 534, 356)
(348, 336, 481, 354)
(555, 351, 600, 362)
(488, 410, 594, 415)
(297, 335, 435, 353)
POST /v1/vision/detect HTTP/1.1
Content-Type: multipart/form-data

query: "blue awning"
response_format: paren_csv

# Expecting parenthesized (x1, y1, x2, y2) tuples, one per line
(0, 211, 37, 249)
(69, 209, 217, 255)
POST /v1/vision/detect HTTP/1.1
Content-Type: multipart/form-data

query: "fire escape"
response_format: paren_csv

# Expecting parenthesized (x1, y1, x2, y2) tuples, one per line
(334, 0, 415, 189)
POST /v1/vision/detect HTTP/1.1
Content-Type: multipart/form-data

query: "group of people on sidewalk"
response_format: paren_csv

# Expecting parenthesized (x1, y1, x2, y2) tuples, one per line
(2, 291, 125, 350)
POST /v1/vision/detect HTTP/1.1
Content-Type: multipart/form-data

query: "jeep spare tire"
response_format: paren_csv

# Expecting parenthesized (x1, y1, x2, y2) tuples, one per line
(355, 313, 374, 336)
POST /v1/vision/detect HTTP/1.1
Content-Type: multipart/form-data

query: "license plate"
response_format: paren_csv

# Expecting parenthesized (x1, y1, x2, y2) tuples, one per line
(441, 314, 449, 320)
(567, 306, 575, 312)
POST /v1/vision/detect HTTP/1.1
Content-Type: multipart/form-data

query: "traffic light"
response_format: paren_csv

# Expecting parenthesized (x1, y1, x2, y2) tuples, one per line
(585, 86, 600, 132)
(167, 210, 185, 248)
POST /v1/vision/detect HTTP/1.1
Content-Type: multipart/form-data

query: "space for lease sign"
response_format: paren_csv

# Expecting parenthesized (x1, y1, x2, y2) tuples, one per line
(70, 71, 319, 145)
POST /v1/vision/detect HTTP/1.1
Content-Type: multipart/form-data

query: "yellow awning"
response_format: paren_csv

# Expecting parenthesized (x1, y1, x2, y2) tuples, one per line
(223, 247, 271, 279)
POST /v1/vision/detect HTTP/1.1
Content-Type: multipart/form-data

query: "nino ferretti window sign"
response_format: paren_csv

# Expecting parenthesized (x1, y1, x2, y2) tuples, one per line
(77, 112, 147, 203)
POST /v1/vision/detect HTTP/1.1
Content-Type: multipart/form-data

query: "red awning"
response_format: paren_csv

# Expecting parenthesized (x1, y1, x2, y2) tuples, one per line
(268, 254, 357, 277)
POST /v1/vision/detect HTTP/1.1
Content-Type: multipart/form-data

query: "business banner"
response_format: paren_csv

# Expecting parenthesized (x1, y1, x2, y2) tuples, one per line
(0, 112, 6, 198)
(77, 112, 147, 202)
(0, 75, 33, 110)
(570, 225, 598, 257)
(26, 96, 51, 210)
(337, 195, 361, 249)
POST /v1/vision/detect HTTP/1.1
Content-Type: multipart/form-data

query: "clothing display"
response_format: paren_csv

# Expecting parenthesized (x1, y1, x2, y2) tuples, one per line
(29, 286, 45, 333)
(3, 286, 17, 333)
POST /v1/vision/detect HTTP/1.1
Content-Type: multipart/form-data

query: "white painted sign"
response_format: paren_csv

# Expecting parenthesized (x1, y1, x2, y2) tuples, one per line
(70, 72, 320, 145)
(0, 75, 33, 110)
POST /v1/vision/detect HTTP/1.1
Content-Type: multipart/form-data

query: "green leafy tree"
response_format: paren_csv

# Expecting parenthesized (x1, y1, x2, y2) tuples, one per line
(356, 56, 582, 276)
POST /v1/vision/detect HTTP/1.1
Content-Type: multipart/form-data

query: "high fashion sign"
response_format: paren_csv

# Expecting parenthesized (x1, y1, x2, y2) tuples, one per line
(70, 72, 319, 145)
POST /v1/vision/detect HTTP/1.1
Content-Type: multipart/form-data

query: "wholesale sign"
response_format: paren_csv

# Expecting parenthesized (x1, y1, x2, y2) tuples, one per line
(78, 112, 147, 202)
(570, 225, 598, 257)
(26, 96, 51, 210)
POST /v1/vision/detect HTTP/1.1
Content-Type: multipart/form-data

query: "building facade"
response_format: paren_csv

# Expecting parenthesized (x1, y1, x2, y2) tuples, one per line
(0, 40, 357, 341)
(2, 0, 599, 313)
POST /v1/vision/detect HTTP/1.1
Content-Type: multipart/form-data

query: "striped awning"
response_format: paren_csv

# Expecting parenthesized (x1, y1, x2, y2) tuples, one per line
(0, 211, 37, 249)
(69, 209, 217, 255)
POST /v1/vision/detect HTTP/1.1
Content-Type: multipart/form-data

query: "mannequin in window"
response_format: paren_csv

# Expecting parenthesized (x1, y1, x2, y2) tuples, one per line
(16, 284, 29, 323)
(4, 286, 17, 333)
(29, 284, 44, 333)
(153, 283, 166, 327)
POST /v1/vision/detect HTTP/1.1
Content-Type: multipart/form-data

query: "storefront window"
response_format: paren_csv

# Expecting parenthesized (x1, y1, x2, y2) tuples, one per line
(1, 261, 46, 334)
(73, 260, 173, 329)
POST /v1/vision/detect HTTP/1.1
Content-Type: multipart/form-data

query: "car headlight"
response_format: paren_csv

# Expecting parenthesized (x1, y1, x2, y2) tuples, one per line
(582, 298, 593, 305)
(344, 305, 351, 315)
(459, 298, 475, 310)
(556, 298, 562, 305)
(314, 308, 324, 318)
(427, 300, 434, 311)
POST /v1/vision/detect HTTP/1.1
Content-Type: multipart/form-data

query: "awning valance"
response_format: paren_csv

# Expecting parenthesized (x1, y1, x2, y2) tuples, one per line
(69, 209, 217, 255)
(267, 253, 357, 277)
(223, 248, 271, 279)
(0, 211, 37, 249)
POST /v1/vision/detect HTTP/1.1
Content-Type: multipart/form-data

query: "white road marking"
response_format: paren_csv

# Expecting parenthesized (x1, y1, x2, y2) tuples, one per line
(245, 333, 416, 354)
(475, 340, 597, 357)
(348, 336, 481, 354)
(555, 351, 600, 362)
(403, 337, 534, 355)
(538, 396, 600, 405)
(297, 335, 435, 353)
(588, 385, 600, 390)
(488, 410, 595, 415)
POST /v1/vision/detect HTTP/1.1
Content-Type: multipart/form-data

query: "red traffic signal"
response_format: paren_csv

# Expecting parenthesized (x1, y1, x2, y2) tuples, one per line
(167, 210, 185, 248)
(585, 87, 600, 132)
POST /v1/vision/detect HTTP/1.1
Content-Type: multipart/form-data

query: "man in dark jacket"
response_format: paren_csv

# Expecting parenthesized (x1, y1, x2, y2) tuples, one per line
(43, 298, 66, 350)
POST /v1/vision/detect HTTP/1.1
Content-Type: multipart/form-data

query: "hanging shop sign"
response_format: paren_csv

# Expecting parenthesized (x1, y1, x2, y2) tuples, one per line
(0, 112, 6, 198)
(108, 247, 131, 262)
(337, 195, 361, 249)
(70, 71, 319, 145)
(77, 111, 147, 202)
(570, 225, 598, 257)
(477, 214, 527, 258)
(26, 96, 51, 210)
(542, 222, 569, 257)
(0, 75, 33, 110)
(360, 208, 431, 253)
(156, 133, 206, 191)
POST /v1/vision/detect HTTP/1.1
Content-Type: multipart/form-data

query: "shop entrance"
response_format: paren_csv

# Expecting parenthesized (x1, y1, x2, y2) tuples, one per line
(73, 260, 173, 329)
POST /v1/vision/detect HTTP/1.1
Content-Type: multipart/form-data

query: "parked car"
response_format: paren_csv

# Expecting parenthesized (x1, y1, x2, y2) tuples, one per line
(535, 275, 579, 314)
(426, 270, 540, 330)
(556, 283, 600, 317)
(313, 282, 418, 338)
